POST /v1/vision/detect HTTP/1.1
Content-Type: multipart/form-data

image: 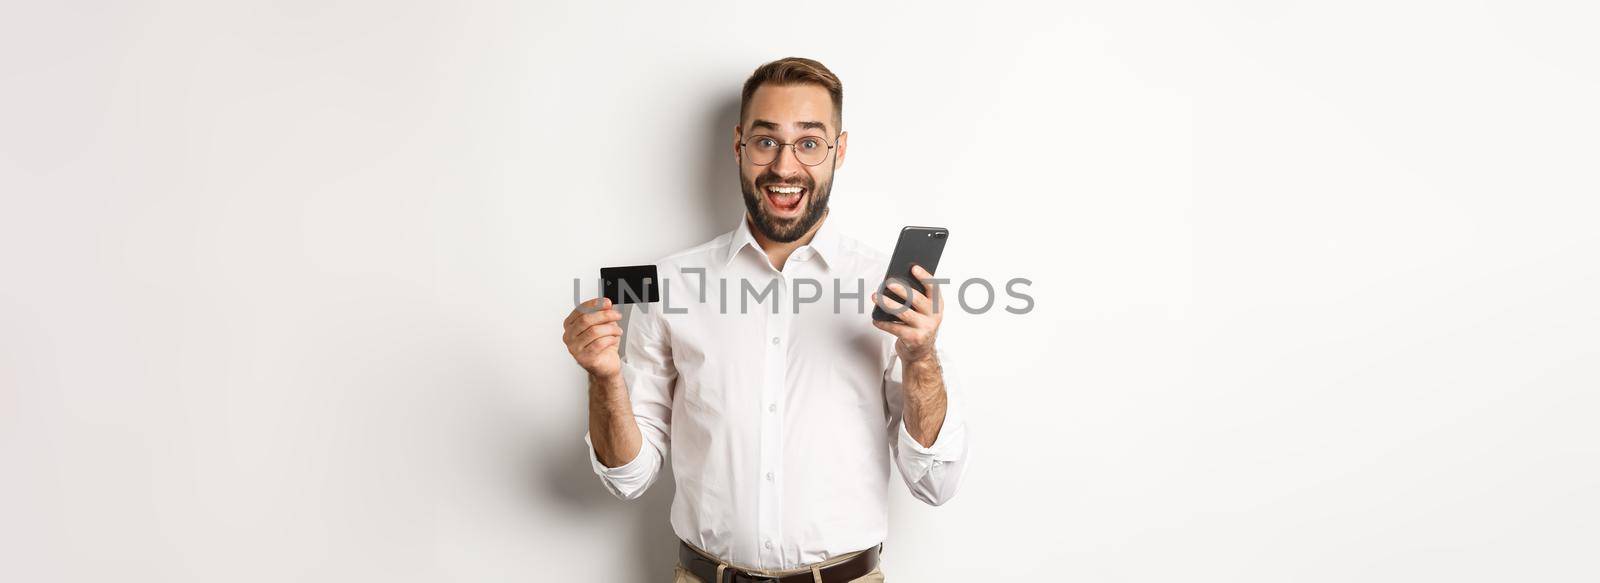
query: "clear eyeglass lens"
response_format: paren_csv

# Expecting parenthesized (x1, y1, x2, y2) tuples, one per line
(746, 135, 829, 166)
(795, 137, 826, 165)
(750, 137, 779, 165)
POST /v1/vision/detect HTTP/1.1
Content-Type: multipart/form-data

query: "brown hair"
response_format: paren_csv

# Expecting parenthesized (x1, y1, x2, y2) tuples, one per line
(740, 57, 844, 132)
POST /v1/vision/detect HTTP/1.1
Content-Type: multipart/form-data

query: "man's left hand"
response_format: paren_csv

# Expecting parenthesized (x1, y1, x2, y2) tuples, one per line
(872, 264, 943, 364)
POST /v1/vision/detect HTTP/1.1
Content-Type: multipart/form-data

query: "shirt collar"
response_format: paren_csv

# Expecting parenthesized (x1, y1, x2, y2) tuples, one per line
(723, 212, 841, 270)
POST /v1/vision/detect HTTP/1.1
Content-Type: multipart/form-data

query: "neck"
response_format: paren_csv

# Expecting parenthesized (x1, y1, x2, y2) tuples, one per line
(748, 209, 828, 271)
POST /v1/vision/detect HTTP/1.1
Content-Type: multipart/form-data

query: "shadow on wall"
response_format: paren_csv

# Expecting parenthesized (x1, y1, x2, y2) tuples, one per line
(536, 94, 743, 581)
(700, 95, 747, 241)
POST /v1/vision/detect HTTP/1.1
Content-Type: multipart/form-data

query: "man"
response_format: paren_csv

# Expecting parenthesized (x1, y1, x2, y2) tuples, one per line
(561, 57, 970, 582)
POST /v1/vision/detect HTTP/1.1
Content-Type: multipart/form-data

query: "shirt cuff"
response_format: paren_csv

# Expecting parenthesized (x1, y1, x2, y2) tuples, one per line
(896, 415, 967, 481)
(585, 432, 655, 483)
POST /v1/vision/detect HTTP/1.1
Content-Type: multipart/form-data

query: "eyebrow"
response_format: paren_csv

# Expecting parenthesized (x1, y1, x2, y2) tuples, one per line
(750, 119, 832, 133)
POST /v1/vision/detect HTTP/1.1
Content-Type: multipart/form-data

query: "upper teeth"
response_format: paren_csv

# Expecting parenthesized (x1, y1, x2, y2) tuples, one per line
(769, 186, 802, 194)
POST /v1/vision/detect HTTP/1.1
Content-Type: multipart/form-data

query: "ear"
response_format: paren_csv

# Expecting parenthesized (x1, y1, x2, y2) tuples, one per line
(733, 123, 745, 165)
(833, 130, 848, 170)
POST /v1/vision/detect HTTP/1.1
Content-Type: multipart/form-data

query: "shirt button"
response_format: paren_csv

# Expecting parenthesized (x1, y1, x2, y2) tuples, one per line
(764, 540, 773, 550)
(766, 471, 774, 481)
(771, 336, 780, 345)
(768, 404, 776, 413)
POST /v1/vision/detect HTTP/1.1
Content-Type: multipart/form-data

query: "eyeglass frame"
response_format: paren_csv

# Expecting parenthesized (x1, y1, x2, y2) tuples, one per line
(737, 133, 842, 167)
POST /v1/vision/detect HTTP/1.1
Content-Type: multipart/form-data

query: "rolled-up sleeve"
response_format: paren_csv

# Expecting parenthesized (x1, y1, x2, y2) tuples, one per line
(583, 302, 676, 500)
(884, 347, 971, 506)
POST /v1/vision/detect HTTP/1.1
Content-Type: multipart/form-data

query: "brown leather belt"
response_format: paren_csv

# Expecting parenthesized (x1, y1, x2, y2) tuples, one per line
(677, 541, 881, 583)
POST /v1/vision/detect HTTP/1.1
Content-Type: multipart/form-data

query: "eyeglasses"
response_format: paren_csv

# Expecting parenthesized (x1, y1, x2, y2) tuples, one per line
(739, 134, 837, 167)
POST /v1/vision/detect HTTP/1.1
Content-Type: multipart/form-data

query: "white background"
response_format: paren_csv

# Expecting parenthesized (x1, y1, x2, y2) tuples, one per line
(3, 1, 1597, 581)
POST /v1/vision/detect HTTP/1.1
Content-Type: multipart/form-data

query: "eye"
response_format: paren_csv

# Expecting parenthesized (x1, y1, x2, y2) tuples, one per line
(756, 137, 778, 149)
(799, 138, 821, 150)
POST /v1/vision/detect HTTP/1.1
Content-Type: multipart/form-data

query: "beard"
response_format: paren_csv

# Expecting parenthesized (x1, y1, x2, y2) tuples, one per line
(739, 167, 833, 243)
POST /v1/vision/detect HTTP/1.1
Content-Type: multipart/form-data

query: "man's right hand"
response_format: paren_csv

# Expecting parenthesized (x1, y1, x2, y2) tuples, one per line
(563, 297, 624, 380)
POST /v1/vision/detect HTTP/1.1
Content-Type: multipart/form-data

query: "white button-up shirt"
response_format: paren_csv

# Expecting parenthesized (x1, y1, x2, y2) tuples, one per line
(584, 215, 971, 570)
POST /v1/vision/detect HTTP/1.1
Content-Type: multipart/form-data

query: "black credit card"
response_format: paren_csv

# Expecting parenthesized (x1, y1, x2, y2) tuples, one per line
(600, 264, 660, 305)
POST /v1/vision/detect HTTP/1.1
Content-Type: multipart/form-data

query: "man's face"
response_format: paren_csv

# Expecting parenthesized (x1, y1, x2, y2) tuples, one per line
(736, 83, 848, 243)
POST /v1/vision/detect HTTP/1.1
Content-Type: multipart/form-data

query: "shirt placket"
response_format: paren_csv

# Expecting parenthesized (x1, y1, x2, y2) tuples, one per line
(757, 270, 788, 567)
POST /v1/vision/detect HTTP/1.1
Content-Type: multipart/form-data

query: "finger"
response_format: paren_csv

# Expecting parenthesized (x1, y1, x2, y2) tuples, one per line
(887, 280, 934, 316)
(872, 318, 914, 338)
(569, 322, 623, 350)
(568, 304, 622, 335)
(566, 317, 620, 349)
(564, 297, 612, 327)
(581, 334, 620, 354)
(563, 308, 620, 343)
(911, 265, 943, 314)
(564, 298, 599, 327)
(876, 286, 928, 323)
(872, 291, 928, 327)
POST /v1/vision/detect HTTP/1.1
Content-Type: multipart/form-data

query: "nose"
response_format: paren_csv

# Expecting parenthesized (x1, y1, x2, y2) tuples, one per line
(770, 143, 804, 177)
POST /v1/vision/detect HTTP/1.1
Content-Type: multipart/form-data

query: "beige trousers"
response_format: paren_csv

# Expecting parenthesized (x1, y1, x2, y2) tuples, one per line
(672, 566, 885, 582)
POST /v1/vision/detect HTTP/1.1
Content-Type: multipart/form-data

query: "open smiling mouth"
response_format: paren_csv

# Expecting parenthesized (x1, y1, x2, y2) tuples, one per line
(764, 184, 807, 215)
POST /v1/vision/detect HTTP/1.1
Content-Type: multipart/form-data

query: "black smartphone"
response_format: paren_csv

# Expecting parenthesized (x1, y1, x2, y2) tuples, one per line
(600, 264, 660, 305)
(872, 226, 949, 323)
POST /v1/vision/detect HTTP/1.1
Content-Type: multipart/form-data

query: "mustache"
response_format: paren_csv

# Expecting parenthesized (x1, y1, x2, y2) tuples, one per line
(755, 173, 813, 190)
